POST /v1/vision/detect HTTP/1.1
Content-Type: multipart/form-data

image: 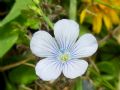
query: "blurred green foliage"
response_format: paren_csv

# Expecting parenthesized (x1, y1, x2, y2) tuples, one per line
(0, 0, 120, 90)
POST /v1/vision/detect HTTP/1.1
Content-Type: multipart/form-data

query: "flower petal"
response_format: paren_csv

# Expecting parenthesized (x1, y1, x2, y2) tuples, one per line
(63, 59, 88, 79)
(35, 58, 62, 81)
(71, 34, 98, 58)
(30, 31, 59, 57)
(54, 19, 79, 51)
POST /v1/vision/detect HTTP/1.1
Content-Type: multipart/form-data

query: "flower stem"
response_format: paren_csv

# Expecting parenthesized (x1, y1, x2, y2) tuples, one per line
(40, 9, 54, 30)
(69, 0, 77, 20)
(0, 55, 35, 71)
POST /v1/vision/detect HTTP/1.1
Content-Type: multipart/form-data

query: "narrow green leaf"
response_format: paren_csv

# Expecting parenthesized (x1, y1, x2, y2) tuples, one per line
(9, 65, 37, 85)
(0, 27, 18, 58)
(73, 78, 82, 90)
(97, 61, 116, 76)
(0, 0, 33, 27)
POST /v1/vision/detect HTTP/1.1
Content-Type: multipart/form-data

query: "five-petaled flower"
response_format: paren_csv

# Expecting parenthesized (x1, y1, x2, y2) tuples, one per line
(30, 19, 98, 81)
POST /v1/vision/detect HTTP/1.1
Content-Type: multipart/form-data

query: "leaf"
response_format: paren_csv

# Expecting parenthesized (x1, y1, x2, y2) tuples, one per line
(0, 27, 18, 58)
(98, 61, 115, 75)
(97, 61, 116, 81)
(5, 82, 16, 90)
(92, 13, 102, 34)
(103, 15, 112, 30)
(80, 25, 90, 35)
(90, 65, 115, 90)
(25, 18, 40, 29)
(73, 78, 82, 90)
(0, 0, 33, 27)
(9, 65, 37, 85)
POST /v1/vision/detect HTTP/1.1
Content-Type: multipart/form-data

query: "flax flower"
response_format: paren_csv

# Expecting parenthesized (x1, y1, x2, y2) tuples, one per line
(30, 19, 98, 81)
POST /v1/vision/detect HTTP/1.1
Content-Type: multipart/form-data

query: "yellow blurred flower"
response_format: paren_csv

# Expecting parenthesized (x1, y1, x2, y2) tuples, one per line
(80, 0, 120, 34)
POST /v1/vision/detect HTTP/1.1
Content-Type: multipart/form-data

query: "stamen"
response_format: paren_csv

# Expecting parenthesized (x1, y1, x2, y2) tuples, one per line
(60, 54, 69, 62)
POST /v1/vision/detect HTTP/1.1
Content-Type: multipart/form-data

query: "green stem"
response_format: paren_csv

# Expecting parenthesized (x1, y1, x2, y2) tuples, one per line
(40, 10, 54, 30)
(20, 85, 32, 90)
(117, 74, 120, 90)
(69, 0, 77, 20)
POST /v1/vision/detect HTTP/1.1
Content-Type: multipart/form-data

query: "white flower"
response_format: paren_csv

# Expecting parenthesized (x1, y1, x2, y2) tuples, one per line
(30, 19, 98, 81)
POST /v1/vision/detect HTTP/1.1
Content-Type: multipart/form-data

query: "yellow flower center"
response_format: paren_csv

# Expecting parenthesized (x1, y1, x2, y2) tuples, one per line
(60, 54, 69, 62)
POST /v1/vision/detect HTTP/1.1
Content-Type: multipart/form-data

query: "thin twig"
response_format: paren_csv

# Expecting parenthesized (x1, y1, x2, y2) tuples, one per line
(88, 57, 100, 74)
(35, 81, 42, 88)
(20, 85, 33, 90)
(99, 25, 120, 44)
(23, 63, 35, 68)
(0, 56, 35, 72)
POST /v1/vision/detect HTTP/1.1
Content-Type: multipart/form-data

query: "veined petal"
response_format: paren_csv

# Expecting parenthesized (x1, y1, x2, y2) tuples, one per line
(35, 58, 62, 81)
(71, 34, 98, 58)
(30, 31, 59, 57)
(54, 19, 79, 51)
(63, 59, 88, 79)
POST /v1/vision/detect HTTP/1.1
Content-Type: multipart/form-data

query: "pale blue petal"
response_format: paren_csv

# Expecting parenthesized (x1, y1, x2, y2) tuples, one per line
(35, 58, 62, 81)
(54, 19, 79, 52)
(71, 34, 98, 58)
(30, 31, 59, 57)
(63, 59, 88, 79)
